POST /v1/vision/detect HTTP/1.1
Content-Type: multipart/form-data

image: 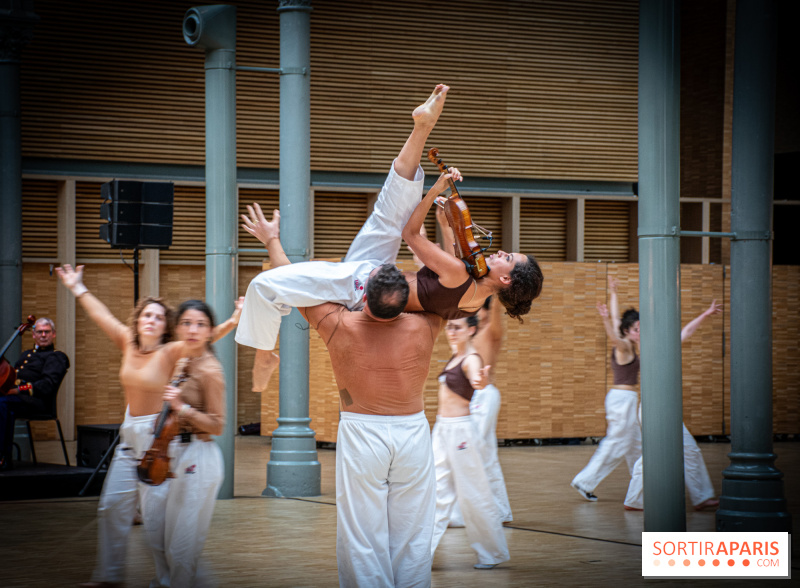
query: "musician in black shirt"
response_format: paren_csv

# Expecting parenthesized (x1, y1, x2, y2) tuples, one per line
(0, 318, 69, 470)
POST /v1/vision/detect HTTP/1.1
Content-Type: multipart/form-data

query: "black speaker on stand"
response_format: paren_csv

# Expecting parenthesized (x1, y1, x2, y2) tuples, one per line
(100, 180, 174, 303)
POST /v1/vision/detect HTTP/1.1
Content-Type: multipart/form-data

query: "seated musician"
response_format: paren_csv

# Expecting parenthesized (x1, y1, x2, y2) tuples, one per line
(0, 318, 69, 470)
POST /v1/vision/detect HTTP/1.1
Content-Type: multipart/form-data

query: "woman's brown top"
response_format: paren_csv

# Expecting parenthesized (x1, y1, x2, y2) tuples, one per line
(176, 350, 226, 441)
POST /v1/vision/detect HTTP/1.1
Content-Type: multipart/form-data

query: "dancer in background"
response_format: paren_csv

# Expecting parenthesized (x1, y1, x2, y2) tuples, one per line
(436, 206, 512, 525)
(430, 316, 508, 570)
(571, 276, 641, 502)
(623, 300, 723, 512)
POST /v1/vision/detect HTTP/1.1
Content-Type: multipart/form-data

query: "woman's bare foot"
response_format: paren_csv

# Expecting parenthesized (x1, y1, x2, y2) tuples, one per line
(412, 84, 449, 128)
(252, 349, 280, 392)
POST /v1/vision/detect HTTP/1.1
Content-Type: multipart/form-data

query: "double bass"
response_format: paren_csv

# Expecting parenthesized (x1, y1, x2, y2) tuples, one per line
(137, 368, 190, 486)
(427, 148, 492, 279)
(0, 316, 36, 396)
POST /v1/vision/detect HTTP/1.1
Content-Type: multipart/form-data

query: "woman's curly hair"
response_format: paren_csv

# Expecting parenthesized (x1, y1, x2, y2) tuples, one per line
(128, 296, 175, 349)
(496, 255, 544, 323)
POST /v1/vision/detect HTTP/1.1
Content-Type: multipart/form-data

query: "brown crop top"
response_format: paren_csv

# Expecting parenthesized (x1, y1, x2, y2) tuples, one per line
(416, 266, 478, 320)
(438, 354, 481, 401)
(611, 350, 640, 386)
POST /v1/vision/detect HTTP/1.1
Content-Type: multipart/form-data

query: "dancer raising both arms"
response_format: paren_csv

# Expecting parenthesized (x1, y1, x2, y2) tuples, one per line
(429, 316, 509, 570)
(623, 300, 723, 512)
(571, 276, 641, 503)
(57, 265, 240, 588)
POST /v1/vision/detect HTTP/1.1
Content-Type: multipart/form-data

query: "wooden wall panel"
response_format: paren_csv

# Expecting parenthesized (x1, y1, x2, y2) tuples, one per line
(520, 199, 568, 261)
(772, 266, 800, 434)
(313, 192, 368, 259)
(584, 201, 631, 262)
(21, 180, 59, 259)
(21, 0, 639, 181)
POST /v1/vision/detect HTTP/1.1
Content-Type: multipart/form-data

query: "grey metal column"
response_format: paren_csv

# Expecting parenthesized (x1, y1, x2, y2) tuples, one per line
(264, 0, 319, 497)
(717, 0, 791, 533)
(183, 5, 238, 499)
(638, 0, 685, 531)
(0, 6, 37, 361)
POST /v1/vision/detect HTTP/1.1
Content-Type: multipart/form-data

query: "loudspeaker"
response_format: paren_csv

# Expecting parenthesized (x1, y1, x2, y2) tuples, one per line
(76, 424, 121, 469)
(99, 180, 174, 249)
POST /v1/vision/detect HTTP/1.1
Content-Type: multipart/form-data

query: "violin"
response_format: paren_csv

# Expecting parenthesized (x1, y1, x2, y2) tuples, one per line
(137, 371, 190, 486)
(427, 148, 492, 279)
(0, 315, 37, 396)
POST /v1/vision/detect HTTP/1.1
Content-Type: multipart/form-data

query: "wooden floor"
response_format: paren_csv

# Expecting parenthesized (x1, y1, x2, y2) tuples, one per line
(1, 436, 797, 587)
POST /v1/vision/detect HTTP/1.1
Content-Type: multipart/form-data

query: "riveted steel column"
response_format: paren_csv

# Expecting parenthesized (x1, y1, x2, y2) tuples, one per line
(717, 0, 791, 533)
(0, 6, 37, 361)
(638, 0, 685, 531)
(183, 5, 238, 499)
(263, 0, 319, 497)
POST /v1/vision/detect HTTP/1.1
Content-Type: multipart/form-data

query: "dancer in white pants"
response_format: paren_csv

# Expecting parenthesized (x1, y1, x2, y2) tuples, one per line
(300, 266, 444, 588)
(430, 316, 508, 570)
(143, 300, 226, 588)
(623, 300, 722, 511)
(57, 265, 240, 588)
(571, 276, 641, 502)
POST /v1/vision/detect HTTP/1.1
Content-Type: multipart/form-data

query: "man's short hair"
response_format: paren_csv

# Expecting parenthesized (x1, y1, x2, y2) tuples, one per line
(34, 317, 56, 332)
(365, 264, 409, 320)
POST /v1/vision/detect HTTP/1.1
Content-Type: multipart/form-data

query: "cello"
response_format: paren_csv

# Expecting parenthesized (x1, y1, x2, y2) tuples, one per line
(0, 316, 37, 396)
(137, 368, 190, 486)
(427, 148, 493, 279)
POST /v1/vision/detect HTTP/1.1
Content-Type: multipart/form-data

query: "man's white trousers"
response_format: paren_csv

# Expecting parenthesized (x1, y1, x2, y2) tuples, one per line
(571, 388, 641, 494)
(336, 411, 435, 588)
(236, 162, 424, 351)
(430, 415, 509, 567)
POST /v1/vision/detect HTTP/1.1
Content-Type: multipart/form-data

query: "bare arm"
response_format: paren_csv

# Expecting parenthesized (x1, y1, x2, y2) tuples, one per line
(402, 170, 468, 286)
(56, 265, 129, 350)
(681, 299, 722, 343)
(485, 295, 504, 342)
(597, 302, 624, 348)
(608, 276, 622, 337)
(211, 296, 244, 343)
(435, 197, 457, 257)
(463, 354, 491, 391)
(241, 204, 291, 268)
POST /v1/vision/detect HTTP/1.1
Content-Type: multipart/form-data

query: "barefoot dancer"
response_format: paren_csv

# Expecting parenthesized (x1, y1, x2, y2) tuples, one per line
(236, 85, 449, 391)
(571, 276, 641, 502)
(623, 300, 723, 512)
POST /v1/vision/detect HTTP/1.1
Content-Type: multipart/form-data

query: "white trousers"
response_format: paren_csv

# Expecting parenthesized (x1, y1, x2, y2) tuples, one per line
(431, 415, 510, 567)
(449, 385, 512, 526)
(336, 411, 435, 588)
(91, 409, 158, 583)
(571, 388, 641, 494)
(623, 422, 715, 509)
(143, 438, 224, 588)
(236, 161, 425, 350)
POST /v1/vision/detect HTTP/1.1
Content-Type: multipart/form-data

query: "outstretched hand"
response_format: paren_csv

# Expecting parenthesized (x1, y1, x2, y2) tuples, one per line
(704, 299, 723, 317)
(471, 365, 491, 391)
(55, 264, 88, 296)
(242, 203, 280, 246)
(163, 385, 184, 412)
(608, 276, 618, 292)
(596, 302, 609, 318)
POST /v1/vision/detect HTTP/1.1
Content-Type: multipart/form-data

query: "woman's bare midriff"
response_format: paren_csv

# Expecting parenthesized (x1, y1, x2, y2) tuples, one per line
(438, 386, 471, 418)
(611, 384, 639, 392)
